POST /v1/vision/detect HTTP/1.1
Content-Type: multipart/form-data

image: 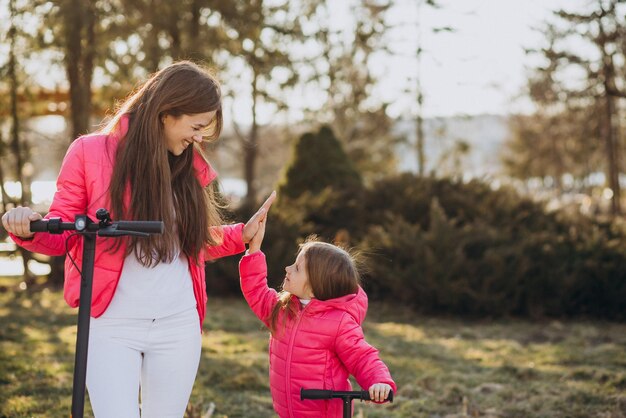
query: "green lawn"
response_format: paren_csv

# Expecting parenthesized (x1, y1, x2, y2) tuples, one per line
(1, 278, 625, 418)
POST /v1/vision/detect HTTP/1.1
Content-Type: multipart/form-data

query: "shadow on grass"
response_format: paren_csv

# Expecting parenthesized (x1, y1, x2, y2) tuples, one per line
(0, 285, 77, 417)
(2, 291, 626, 418)
(361, 311, 626, 418)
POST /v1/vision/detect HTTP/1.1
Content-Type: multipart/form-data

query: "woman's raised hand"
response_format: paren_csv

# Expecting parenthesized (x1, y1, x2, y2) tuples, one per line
(1, 206, 42, 239)
(242, 191, 276, 243)
(247, 210, 267, 254)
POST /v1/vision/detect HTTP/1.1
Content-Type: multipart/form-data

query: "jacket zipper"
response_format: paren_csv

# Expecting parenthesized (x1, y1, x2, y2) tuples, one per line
(286, 302, 309, 418)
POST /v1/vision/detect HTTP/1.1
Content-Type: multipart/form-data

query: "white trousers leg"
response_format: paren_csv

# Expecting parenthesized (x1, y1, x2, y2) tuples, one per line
(86, 308, 202, 418)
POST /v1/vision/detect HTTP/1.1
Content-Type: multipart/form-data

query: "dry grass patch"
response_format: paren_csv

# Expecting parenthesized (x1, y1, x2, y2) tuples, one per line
(0, 280, 625, 417)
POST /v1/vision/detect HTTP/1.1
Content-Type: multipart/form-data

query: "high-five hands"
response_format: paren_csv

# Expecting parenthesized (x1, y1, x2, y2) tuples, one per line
(247, 201, 268, 254)
(242, 191, 276, 244)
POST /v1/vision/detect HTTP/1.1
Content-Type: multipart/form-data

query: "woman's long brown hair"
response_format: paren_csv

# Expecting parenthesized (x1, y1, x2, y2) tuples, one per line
(268, 238, 361, 335)
(104, 61, 224, 265)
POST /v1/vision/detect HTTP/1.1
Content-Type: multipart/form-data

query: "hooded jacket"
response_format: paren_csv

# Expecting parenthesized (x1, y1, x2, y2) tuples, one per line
(239, 251, 396, 418)
(9, 115, 245, 326)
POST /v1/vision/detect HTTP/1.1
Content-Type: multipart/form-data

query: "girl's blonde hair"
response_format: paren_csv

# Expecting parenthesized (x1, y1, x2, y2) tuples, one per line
(268, 237, 361, 335)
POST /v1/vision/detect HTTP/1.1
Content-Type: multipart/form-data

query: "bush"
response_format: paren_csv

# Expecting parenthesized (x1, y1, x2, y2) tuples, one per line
(210, 154, 626, 320)
(359, 175, 626, 320)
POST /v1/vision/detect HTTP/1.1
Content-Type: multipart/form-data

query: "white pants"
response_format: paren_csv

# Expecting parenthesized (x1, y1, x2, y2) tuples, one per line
(86, 308, 202, 418)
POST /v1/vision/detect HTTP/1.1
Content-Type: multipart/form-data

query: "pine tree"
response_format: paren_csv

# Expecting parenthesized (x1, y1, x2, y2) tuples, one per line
(279, 125, 362, 199)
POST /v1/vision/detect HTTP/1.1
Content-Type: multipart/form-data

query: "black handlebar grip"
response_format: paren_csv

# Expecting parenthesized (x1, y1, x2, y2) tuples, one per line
(29, 220, 49, 232)
(116, 221, 164, 234)
(362, 390, 394, 402)
(300, 389, 332, 400)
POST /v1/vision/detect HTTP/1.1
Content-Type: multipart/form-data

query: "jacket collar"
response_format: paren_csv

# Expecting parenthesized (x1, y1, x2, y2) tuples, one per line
(297, 286, 368, 325)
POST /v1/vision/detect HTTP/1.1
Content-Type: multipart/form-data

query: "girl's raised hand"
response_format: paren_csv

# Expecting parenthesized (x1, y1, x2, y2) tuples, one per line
(368, 383, 392, 403)
(248, 215, 266, 254)
(243, 191, 276, 243)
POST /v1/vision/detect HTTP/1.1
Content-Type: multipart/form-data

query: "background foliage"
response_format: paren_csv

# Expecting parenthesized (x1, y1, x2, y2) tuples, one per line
(209, 126, 626, 320)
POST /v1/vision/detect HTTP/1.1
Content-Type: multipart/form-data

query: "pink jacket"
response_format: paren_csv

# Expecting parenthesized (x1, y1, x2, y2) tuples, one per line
(239, 251, 396, 418)
(9, 115, 245, 326)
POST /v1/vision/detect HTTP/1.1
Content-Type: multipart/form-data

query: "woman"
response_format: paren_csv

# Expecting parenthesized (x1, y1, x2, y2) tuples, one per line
(1, 61, 274, 418)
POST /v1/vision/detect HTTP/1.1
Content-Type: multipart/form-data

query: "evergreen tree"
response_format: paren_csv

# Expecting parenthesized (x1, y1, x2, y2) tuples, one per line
(279, 125, 362, 199)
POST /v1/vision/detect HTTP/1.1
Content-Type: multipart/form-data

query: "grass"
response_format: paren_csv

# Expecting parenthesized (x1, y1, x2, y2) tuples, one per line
(1, 277, 625, 418)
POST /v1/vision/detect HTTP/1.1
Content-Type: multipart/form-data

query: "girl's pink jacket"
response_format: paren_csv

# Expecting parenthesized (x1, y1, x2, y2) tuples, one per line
(239, 251, 396, 418)
(9, 115, 245, 326)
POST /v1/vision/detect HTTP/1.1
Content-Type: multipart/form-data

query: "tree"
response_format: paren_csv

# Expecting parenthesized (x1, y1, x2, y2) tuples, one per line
(504, 107, 603, 191)
(62, 0, 96, 138)
(305, 0, 398, 182)
(1, 0, 36, 278)
(215, 0, 308, 207)
(413, 0, 452, 176)
(25, 0, 104, 284)
(278, 125, 362, 199)
(513, 1, 626, 214)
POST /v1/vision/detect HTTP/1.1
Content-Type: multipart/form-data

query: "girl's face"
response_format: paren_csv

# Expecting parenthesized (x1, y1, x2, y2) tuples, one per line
(162, 111, 217, 156)
(284, 250, 314, 299)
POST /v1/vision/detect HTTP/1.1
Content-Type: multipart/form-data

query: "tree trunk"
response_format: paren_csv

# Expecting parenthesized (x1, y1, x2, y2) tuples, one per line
(8, 0, 34, 279)
(187, 0, 202, 61)
(416, 105, 425, 177)
(604, 94, 621, 215)
(598, 11, 622, 215)
(244, 71, 259, 207)
(48, 0, 96, 285)
(63, 0, 91, 139)
(415, 0, 426, 177)
(0, 148, 13, 212)
(8, 0, 26, 204)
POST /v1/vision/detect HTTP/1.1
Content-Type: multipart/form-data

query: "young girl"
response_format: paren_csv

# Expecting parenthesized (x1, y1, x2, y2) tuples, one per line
(2, 61, 274, 418)
(239, 218, 396, 417)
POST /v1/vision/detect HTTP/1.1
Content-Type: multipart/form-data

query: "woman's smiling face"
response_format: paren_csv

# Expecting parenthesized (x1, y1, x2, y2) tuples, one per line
(162, 111, 217, 156)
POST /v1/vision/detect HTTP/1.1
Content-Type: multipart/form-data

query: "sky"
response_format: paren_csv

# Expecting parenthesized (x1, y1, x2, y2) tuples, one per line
(378, 0, 588, 116)
(368, 0, 591, 119)
(2, 0, 592, 122)
(230, 0, 593, 125)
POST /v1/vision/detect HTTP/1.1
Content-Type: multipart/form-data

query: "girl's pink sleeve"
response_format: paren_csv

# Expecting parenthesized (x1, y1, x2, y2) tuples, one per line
(9, 139, 88, 256)
(238, 251, 279, 327)
(334, 314, 397, 396)
(204, 223, 246, 260)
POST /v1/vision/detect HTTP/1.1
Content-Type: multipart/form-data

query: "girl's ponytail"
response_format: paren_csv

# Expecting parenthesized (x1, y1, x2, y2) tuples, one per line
(267, 291, 299, 336)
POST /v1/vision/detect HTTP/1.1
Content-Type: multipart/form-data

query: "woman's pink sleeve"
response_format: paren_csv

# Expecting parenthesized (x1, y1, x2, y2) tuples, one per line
(204, 223, 246, 260)
(9, 139, 88, 256)
(238, 251, 279, 327)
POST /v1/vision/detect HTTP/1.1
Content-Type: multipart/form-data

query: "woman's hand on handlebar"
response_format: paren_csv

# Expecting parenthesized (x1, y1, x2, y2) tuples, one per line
(368, 383, 392, 403)
(243, 191, 276, 244)
(1, 206, 42, 239)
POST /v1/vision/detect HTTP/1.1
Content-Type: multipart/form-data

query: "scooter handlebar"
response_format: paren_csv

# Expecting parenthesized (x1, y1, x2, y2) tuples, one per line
(29, 218, 164, 235)
(29, 218, 73, 233)
(116, 221, 164, 234)
(29, 220, 52, 232)
(300, 389, 337, 400)
(300, 388, 393, 402)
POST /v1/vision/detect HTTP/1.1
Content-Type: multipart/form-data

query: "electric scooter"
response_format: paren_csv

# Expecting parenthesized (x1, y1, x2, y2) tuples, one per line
(30, 208, 164, 418)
